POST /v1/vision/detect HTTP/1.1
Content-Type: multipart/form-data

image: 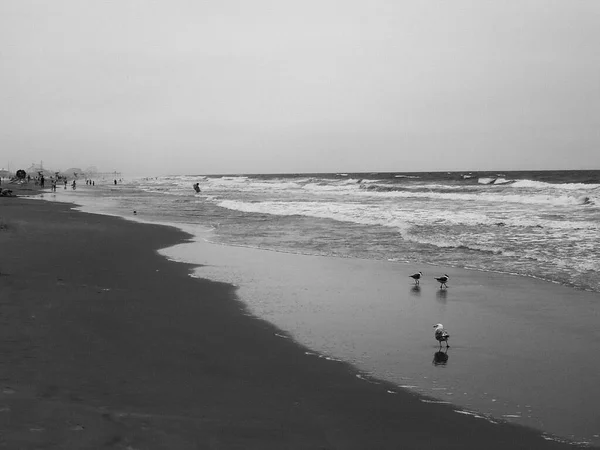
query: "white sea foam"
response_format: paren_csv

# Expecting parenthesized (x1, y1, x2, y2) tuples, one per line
(511, 179, 600, 190)
(140, 175, 599, 210)
(454, 410, 497, 424)
(493, 178, 513, 185)
(214, 199, 599, 233)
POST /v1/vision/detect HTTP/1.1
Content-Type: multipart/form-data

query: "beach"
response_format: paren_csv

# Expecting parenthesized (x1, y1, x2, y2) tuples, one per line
(0, 192, 591, 448)
(38, 170, 599, 445)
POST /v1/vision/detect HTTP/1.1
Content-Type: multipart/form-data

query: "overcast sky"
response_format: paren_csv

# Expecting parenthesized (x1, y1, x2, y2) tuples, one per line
(1, 0, 599, 175)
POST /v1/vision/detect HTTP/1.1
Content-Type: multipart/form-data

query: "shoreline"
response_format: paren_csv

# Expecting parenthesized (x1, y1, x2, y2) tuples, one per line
(0, 196, 590, 448)
(161, 222, 600, 446)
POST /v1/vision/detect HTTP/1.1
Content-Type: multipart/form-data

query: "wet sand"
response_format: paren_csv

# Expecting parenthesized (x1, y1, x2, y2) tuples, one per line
(163, 227, 600, 446)
(0, 197, 587, 449)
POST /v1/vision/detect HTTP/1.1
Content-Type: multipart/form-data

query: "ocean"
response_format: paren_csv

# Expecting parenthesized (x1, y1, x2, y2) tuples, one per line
(79, 170, 599, 293)
(40, 169, 600, 446)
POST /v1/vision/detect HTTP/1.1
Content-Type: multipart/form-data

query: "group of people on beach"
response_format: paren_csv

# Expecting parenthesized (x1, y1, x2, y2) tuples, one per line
(0, 170, 108, 194)
(46, 178, 96, 191)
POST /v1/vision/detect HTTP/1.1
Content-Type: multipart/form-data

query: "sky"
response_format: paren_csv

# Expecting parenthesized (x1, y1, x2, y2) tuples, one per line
(1, 0, 599, 175)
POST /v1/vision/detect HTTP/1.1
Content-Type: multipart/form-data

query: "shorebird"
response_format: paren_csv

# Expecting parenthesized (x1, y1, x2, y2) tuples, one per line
(433, 323, 450, 348)
(434, 274, 449, 289)
(409, 271, 423, 285)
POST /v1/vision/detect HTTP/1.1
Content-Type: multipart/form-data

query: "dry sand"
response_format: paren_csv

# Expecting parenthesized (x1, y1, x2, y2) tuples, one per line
(0, 196, 583, 449)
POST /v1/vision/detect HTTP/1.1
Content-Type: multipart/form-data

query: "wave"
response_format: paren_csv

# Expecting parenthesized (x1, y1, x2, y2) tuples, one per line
(161, 174, 600, 199)
(511, 179, 600, 190)
(358, 179, 383, 184)
(359, 185, 597, 207)
(137, 175, 599, 209)
(477, 177, 515, 185)
(214, 199, 600, 233)
(402, 232, 512, 256)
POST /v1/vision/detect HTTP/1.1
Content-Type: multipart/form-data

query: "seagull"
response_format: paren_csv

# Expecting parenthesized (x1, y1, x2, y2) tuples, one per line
(409, 271, 423, 285)
(434, 274, 449, 289)
(433, 323, 450, 348)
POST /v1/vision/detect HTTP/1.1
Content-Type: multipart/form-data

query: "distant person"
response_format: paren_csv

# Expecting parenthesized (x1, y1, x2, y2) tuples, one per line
(40, 176, 44, 188)
(114, 179, 117, 185)
(64, 179, 68, 189)
(193, 183, 201, 193)
(92, 181, 95, 186)
(51, 179, 57, 192)
(72, 180, 76, 190)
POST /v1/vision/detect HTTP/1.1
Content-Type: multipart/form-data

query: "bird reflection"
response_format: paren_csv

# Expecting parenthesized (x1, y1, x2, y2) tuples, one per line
(432, 348, 449, 366)
(410, 285, 421, 296)
(436, 289, 448, 303)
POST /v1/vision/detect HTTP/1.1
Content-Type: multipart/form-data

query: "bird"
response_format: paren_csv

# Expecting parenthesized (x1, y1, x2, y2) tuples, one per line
(409, 271, 423, 285)
(433, 323, 450, 348)
(434, 274, 449, 289)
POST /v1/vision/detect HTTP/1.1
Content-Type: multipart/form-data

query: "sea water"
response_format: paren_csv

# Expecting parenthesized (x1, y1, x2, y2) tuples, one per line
(40, 170, 600, 445)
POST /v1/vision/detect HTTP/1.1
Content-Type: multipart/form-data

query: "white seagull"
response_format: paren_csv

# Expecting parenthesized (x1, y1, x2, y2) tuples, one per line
(434, 274, 449, 289)
(409, 271, 423, 285)
(433, 323, 450, 348)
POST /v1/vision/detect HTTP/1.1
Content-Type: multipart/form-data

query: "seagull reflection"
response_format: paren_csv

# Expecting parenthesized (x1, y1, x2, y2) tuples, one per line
(410, 285, 421, 296)
(436, 289, 448, 303)
(432, 348, 449, 366)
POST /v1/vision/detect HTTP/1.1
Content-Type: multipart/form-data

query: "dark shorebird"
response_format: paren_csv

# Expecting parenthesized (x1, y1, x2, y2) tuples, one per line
(433, 323, 450, 348)
(409, 271, 423, 285)
(434, 274, 449, 289)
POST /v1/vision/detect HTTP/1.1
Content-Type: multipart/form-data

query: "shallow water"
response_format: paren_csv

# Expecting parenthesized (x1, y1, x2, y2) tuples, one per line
(160, 235, 600, 446)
